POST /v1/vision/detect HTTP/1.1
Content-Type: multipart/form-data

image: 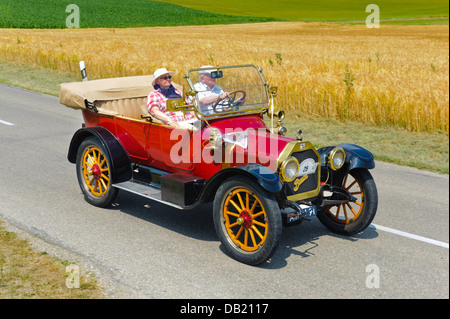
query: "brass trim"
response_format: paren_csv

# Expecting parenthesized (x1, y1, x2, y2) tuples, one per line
(328, 147, 346, 171)
(279, 156, 299, 182)
(277, 140, 322, 202)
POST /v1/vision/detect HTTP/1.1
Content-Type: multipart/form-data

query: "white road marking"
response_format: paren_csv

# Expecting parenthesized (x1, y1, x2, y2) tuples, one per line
(370, 224, 449, 249)
(0, 119, 15, 126)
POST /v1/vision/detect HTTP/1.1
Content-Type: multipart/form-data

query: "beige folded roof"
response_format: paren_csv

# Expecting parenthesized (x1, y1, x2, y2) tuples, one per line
(59, 75, 182, 110)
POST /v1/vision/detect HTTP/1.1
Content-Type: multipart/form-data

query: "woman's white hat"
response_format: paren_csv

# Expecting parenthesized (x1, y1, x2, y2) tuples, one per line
(152, 68, 174, 85)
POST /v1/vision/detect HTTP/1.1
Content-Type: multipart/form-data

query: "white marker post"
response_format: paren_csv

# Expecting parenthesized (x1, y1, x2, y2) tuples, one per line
(80, 61, 88, 81)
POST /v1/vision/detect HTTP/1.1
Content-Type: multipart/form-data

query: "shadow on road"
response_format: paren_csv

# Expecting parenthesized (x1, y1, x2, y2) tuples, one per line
(110, 191, 379, 269)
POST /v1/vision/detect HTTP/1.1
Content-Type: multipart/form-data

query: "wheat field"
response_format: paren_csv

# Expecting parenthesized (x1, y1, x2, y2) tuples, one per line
(0, 22, 448, 133)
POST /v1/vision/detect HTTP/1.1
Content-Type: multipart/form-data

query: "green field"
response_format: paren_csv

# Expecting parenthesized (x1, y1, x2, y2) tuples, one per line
(0, 0, 278, 28)
(0, 0, 448, 28)
(161, 0, 449, 21)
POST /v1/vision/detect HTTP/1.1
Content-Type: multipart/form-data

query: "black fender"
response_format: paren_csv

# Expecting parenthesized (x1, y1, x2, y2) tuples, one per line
(198, 164, 282, 203)
(67, 126, 132, 183)
(318, 143, 375, 172)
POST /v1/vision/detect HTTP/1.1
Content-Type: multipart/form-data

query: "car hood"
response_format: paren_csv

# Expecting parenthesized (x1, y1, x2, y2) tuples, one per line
(205, 116, 295, 172)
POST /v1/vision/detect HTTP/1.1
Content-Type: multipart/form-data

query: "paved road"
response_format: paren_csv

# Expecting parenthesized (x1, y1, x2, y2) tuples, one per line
(0, 84, 448, 299)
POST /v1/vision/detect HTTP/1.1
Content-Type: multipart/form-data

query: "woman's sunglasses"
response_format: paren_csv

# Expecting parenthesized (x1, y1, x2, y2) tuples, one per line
(160, 75, 172, 80)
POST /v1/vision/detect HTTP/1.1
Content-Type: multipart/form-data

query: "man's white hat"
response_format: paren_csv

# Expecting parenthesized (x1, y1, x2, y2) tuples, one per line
(152, 68, 174, 85)
(199, 65, 217, 76)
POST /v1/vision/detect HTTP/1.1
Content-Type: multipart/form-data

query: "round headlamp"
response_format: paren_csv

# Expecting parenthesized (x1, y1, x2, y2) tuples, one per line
(280, 156, 299, 182)
(328, 147, 346, 171)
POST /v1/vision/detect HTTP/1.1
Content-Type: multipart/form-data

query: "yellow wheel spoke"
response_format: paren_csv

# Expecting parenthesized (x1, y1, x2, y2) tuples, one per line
(250, 200, 257, 214)
(236, 192, 245, 211)
(253, 220, 267, 228)
(100, 179, 108, 193)
(235, 225, 244, 239)
(343, 204, 348, 220)
(251, 226, 265, 241)
(335, 205, 341, 219)
(244, 229, 249, 247)
(87, 153, 95, 164)
(225, 210, 240, 218)
(248, 228, 257, 247)
(229, 221, 240, 228)
(346, 180, 357, 191)
(346, 203, 358, 217)
(253, 210, 264, 218)
(354, 200, 363, 207)
(229, 199, 242, 213)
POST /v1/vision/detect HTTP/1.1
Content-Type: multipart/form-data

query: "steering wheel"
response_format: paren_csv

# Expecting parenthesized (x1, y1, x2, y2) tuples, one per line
(212, 90, 246, 113)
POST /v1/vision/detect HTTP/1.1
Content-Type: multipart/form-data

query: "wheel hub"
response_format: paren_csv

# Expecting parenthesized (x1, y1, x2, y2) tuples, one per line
(91, 164, 101, 180)
(237, 211, 253, 228)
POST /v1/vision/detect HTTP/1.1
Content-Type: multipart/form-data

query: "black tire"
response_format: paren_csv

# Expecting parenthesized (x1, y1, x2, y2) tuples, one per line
(213, 175, 282, 265)
(76, 136, 118, 207)
(317, 168, 378, 235)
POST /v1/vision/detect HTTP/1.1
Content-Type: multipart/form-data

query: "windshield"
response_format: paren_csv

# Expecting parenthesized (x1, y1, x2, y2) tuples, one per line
(186, 65, 269, 119)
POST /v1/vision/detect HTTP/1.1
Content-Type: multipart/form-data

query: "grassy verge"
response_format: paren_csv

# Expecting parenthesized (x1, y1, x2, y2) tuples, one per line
(282, 115, 449, 174)
(1, 60, 448, 174)
(0, 222, 103, 298)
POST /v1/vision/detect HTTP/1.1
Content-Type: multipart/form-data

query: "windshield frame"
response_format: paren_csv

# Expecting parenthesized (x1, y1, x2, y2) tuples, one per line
(184, 64, 270, 120)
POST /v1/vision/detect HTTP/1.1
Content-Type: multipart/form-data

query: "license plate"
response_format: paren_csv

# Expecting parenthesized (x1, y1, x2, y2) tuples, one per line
(299, 204, 317, 218)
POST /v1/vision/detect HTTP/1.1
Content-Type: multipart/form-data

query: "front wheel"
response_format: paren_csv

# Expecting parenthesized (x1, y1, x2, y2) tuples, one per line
(213, 176, 282, 265)
(317, 168, 378, 235)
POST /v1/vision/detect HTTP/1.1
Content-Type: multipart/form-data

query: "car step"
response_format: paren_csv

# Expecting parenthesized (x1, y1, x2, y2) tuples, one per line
(112, 180, 184, 210)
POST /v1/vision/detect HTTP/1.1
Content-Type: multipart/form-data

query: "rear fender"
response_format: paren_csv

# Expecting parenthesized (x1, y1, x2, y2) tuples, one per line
(68, 127, 132, 183)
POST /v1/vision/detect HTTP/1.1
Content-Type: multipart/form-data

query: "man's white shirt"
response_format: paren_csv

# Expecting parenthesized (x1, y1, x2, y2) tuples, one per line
(194, 81, 225, 115)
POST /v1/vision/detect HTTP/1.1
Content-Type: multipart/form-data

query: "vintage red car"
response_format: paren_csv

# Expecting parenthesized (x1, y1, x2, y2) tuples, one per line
(60, 64, 378, 265)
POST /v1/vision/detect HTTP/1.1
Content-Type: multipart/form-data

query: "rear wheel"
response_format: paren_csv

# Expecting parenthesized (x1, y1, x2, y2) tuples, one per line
(317, 168, 377, 235)
(213, 176, 282, 265)
(76, 136, 118, 207)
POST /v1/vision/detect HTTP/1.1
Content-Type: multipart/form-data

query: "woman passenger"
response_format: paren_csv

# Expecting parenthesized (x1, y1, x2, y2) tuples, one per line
(147, 68, 196, 128)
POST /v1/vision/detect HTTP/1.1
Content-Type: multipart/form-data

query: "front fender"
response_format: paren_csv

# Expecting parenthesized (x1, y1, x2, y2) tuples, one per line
(318, 143, 375, 171)
(67, 126, 132, 183)
(198, 164, 282, 204)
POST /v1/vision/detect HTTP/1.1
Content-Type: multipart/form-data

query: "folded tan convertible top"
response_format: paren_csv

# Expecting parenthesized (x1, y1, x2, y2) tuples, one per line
(59, 75, 182, 110)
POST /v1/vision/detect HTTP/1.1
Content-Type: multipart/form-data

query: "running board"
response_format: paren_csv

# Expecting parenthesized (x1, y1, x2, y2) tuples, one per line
(112, 181, 184, 210)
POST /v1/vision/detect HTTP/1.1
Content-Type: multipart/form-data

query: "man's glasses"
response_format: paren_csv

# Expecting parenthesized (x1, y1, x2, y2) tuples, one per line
(160, 75, 172, 80)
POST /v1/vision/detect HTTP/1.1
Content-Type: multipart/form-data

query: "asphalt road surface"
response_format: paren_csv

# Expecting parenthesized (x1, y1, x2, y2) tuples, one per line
(0, 84, 448, 299)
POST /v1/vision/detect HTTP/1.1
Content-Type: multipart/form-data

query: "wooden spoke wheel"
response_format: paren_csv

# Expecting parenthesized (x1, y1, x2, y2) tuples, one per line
(213, 176, 282, 265)
(317, 169, 378, 235)
(76, 137, 118, 207)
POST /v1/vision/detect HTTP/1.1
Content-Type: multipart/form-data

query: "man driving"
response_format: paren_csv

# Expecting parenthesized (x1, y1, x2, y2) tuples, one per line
(194, 65, 230, 115)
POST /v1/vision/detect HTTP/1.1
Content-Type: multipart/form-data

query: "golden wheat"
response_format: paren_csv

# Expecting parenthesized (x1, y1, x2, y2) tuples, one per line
(0, 22, 448, 133)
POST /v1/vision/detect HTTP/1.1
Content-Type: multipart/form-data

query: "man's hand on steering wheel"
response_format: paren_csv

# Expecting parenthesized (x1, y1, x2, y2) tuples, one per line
(213, 90, 246, 112)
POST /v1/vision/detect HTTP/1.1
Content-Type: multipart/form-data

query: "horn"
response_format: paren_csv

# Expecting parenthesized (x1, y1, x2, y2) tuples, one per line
(267, 109, 285, 121)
